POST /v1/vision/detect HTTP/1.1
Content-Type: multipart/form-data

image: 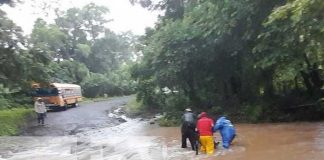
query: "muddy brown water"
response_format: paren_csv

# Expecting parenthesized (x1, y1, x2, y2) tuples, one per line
(1, 121, 324, 160)
(143, 122, 324, 160)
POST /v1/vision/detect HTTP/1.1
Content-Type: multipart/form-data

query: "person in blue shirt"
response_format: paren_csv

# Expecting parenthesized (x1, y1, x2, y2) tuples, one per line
(213, 116, 236, 149)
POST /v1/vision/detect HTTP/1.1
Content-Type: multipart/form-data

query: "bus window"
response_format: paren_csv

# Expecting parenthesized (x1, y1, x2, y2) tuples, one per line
(51, 88, 59, 95)
(31, 88, 59, 96)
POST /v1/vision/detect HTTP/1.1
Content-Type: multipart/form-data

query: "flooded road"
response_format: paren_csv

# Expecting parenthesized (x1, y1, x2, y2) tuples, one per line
(22, 96, 131, 136)
(144, 123, 324, 160)
(1, 97, 324, 160)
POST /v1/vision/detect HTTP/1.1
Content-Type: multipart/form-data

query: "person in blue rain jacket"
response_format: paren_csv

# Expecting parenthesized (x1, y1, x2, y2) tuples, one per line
(213, 116, 236, 149)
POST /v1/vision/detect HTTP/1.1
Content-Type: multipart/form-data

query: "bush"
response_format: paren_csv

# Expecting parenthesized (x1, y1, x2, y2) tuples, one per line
(11, 93, 34, 105)
(125, 97, 145, 117)
(0, 97, 11, 109)
(81, 73, 110, 97)
(81, 72, 135, 98)
(244, 104, 263, 123)
(0, 108, 34, 136)
(158, 116, 181, 127)
(164, 94, 190, 112)
(208, 105, 223, 116)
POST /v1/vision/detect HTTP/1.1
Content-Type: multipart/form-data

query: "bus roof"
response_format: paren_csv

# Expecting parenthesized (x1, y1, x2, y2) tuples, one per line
(50, 83, 81, 88)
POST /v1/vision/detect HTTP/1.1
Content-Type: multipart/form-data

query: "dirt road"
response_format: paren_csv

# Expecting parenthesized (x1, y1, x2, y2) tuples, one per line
(23, 96, 131, 136)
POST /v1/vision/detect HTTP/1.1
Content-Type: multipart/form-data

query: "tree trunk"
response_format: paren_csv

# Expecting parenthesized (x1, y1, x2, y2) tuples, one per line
(294, 76, 299, 90)
(300, 70, 313, 95)
(185, 64, 200, 107)
(263, 69, 274, 98)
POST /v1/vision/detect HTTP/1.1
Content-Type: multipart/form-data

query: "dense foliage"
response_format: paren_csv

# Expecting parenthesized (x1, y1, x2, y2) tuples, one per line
(131, 0, 324, 121)
(0, 3, 136, 109)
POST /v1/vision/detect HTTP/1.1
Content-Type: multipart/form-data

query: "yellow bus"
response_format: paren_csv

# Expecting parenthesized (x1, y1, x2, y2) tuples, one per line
(31, 83, 82, 110)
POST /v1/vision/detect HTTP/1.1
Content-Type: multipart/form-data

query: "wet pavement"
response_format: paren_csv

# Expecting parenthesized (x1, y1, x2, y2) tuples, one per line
(1, 96, 324, 160)
(22, 96, 131, 136)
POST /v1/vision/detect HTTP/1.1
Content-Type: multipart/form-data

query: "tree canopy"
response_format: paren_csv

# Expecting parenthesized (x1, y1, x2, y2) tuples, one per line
(131, 0, 324, 121)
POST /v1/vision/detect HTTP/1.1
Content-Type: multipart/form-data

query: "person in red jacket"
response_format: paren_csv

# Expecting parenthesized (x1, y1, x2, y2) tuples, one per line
(196, 112, 214, 155)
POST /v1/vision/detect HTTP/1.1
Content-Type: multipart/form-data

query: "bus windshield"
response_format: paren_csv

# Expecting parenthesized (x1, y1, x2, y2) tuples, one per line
(31, 88, 59, 97)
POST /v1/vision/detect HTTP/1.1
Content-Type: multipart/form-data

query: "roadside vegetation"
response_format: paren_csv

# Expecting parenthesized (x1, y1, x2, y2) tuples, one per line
(158, 116, 181, 127)
(131, 0, 324, 123)
(82, 97, 112, 104)
(125, 97, 148, 118)
(0, 108, 34, 136)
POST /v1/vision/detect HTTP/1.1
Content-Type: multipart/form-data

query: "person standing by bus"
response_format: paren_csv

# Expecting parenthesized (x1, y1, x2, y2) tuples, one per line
(34, 98, 46, 125)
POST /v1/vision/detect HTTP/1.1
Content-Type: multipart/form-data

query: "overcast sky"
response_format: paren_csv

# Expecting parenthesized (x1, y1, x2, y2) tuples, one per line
(1, 0, 159, 35)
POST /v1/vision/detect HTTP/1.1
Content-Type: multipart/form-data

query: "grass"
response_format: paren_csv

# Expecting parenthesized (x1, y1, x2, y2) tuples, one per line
(81, 97, 112, 104)
(158, 116, 180, 127)
(125, 97, 180, 126)
(125, 97, 145, 117)
(0, 108, 34, 136)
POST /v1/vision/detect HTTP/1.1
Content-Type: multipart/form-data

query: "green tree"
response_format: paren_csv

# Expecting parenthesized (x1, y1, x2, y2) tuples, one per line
(255, 0, 324, 96)
(30, 18, 67, 58)
(88, 30, 132, 73)
(1, 9, 51, 96)
(0, 9, 29, 88)
(55, 7, 88, 59)
(54, 3, 109, 60)
(48, 60, 89, 83)
(132, 0, 324, 121)
(82, 3, 110, 41)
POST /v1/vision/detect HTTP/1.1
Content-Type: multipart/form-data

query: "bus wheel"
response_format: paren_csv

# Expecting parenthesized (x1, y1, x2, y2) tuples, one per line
(62, 104, 68, 111)
(72, 100, 78, 108)
(72, 103, 77, 108)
